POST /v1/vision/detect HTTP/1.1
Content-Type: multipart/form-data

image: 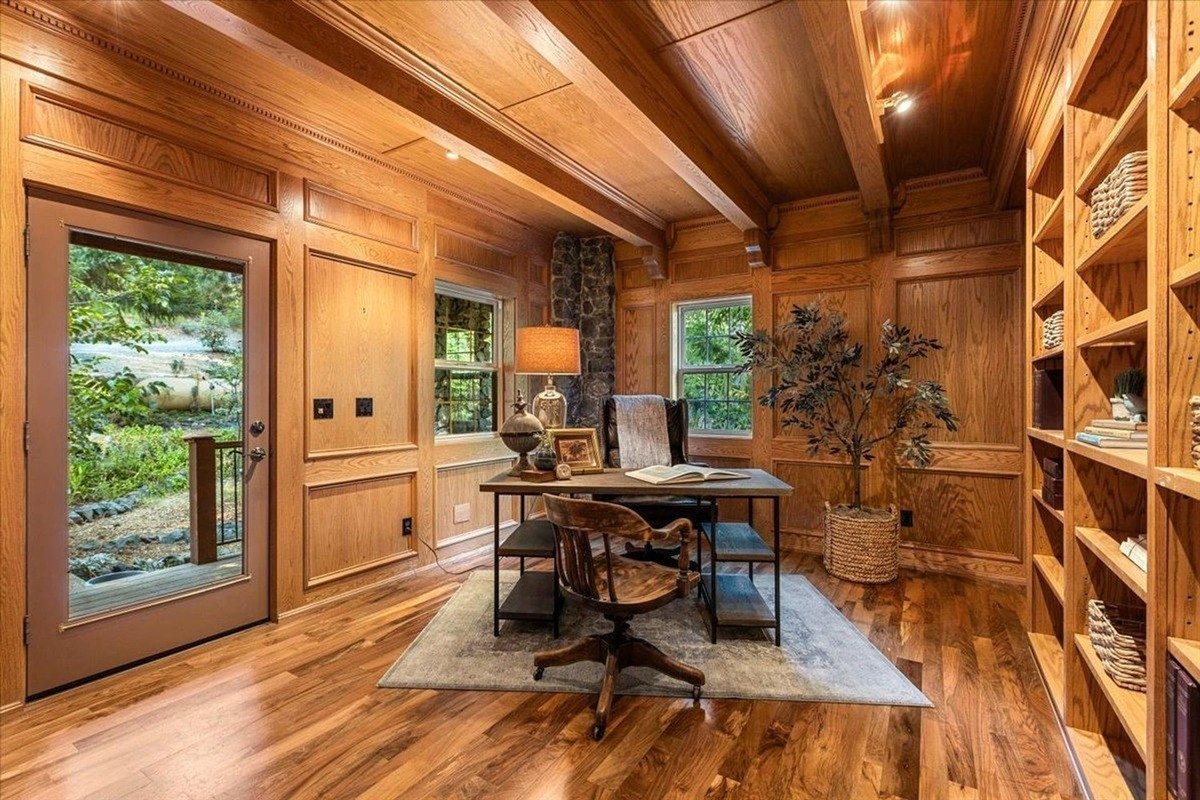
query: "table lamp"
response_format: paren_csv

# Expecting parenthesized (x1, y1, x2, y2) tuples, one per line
(515, 326, 581, 429)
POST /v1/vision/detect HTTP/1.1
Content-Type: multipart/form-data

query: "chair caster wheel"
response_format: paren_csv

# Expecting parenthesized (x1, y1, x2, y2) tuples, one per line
(533, 667, 544, 681)
(692, 685, 702, 704)
(592, 724, 605, 741)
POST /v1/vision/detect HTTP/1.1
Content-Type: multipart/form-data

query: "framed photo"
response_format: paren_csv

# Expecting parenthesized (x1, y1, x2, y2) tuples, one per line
(547, 428, 604, 474)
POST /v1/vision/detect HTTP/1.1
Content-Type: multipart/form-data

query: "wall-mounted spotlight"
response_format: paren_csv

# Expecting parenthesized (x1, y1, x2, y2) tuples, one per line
(445, 150, 460, 160)
(882, 91, 914, 115)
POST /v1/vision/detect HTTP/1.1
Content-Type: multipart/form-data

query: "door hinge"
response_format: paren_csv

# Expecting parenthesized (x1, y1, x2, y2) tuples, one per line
(23, 224, 30, 263)
(23, 615, 30, 646)
(24, 421, 30, 454)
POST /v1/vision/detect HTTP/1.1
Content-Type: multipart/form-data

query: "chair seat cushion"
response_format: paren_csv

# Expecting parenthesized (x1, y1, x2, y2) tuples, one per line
(591, 553, 681, 610)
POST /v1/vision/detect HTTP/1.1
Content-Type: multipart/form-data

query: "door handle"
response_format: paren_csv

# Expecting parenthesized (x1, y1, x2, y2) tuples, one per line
(248, 446, 267, 462)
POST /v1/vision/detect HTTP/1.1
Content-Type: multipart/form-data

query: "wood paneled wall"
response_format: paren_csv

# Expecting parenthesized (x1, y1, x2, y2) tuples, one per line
(0, 6, 551, 710)
(615, 172, 1025, 584)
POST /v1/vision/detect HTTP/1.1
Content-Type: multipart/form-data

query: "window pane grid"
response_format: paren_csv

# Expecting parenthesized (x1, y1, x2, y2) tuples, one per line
(676, 298, 751, 434)
(435, 288, 499, 436)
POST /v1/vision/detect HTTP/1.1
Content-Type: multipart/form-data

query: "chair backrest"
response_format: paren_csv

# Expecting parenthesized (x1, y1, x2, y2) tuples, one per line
(542, 494, 657, 603)
(602, 396, 689, 467)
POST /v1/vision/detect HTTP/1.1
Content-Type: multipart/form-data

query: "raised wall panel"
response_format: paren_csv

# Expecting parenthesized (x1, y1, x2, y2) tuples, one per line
(671, 252, 748, 283)
(773, 286, 870, 437)
(305, 252, 416, 458)
(774, 234, 869, 270)
(897, 269, 1023, 446)
(304, 472, 416, 588)
(435, 227, 518, 277)
(898, 469, 1022, 560)
(435, 458, 518, 546)
(894, 211, 1022, 256)
(22, 84, 275, 208)
(619, 304, 658, 394)
(774, 460, 860, 535)
(303, 181, 418, 250)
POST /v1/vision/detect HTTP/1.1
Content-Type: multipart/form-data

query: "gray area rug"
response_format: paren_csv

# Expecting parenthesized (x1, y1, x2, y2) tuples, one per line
(379, 571, 930, 707)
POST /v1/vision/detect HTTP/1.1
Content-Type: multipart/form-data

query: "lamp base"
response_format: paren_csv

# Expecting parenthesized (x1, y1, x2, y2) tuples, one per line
(532, 385, 567, 429)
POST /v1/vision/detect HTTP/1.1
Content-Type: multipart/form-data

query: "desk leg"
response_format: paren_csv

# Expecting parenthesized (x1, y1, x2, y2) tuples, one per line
(773, 496, 781, 647)
(709, 498, 719, 644)
(493, 492, 500, 637)
(747, 497, 754, 584)
(519, 496, 526, 574)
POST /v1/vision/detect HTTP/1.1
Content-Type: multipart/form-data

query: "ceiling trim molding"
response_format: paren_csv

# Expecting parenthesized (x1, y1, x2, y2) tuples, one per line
(985, 0, 1081, 210)
(306, 0, 666, 232)
(484, 0, 772, 232)
(0, 0, 559, 239)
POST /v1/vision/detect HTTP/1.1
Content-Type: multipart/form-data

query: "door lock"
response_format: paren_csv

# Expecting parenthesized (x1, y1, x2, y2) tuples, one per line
(248, 446, 267, 462)
(249, 420, 265, 436)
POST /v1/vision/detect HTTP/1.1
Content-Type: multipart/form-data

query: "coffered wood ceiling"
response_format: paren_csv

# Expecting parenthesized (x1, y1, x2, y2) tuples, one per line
(36, 0, 1033, 241)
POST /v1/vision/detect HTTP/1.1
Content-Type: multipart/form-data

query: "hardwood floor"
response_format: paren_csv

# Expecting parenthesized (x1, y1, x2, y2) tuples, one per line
(0, 553, 1081, 799)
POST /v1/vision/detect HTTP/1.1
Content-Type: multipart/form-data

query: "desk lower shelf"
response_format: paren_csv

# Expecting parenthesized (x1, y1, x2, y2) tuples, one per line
(498, 520, 554, 558)
(698, 574, 776, 627)
(700, 522, 775, 562)
(498, 571, 558, 622)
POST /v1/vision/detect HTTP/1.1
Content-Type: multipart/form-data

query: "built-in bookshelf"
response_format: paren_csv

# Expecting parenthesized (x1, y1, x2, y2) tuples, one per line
(1022, 3, 1200, 799)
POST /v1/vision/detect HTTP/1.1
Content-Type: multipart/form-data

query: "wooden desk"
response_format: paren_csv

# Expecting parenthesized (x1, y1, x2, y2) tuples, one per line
(480, 468, 793, 645)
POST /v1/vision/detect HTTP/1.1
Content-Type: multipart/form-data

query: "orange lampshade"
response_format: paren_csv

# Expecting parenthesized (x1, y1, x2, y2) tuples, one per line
(515, 326, 580, 375)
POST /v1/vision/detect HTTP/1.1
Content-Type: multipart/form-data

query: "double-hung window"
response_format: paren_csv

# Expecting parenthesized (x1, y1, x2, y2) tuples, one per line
(675, 297, 752, 435)
(434, 283, 500, 436)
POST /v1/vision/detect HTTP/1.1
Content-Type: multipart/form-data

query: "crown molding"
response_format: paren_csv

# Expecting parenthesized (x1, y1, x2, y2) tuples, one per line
(0, 0, 562, 239)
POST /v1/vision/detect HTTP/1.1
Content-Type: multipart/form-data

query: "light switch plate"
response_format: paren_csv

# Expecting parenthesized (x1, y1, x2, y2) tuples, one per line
(453, 503, 472, 524)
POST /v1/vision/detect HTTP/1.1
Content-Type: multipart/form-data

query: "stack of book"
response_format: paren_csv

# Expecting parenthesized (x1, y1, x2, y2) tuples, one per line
(1075, 419, 1148, 449)
(1041, 309, 1064, 350)
(1168, 655, 1199, 800)
(1119, 535, 1147, 573)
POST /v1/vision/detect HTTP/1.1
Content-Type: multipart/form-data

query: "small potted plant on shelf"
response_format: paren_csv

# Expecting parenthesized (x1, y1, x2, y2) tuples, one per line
(735, 300, 959, 584)
(1112, 368, 1147, 422)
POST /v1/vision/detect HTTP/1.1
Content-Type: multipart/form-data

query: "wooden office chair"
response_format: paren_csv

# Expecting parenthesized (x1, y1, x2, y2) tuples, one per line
(534, 495, 704, 740)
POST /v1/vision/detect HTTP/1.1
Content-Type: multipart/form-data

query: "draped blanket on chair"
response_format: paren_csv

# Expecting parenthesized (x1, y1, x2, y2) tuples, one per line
(612, 395, 672, 469)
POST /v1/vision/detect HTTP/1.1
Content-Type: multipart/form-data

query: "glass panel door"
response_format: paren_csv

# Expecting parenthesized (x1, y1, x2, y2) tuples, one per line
(26, 195, 270, 696)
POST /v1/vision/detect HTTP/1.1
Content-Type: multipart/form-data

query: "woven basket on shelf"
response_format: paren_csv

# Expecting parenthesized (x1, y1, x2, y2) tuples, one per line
(1086, 599, 1147, 692)
(1089, 150, 1148, 239)
(823, 502, 899, 584)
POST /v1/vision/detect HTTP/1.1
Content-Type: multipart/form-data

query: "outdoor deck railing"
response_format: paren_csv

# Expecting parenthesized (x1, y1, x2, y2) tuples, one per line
(185, 433, 244, 564)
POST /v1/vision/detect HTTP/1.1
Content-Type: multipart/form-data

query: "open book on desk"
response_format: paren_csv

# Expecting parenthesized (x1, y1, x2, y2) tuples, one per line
(625, 464, 745, 485)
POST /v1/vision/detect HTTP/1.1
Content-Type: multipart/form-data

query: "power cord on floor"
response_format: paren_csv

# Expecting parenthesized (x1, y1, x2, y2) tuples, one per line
(411, 527, 488, 576)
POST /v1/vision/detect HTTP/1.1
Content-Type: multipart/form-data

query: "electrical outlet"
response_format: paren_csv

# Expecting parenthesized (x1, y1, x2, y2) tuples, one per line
(402, 517, 413, 536)
(313, 398, 333, 419)
(355, 397, 373, 417)
(453, 503, 471, 524)
(900, 509, 914, 528)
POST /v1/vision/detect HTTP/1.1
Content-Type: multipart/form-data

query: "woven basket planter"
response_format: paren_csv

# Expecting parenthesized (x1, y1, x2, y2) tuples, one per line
(1086, 599, 1147, 692)
(823, 503, 899, 584)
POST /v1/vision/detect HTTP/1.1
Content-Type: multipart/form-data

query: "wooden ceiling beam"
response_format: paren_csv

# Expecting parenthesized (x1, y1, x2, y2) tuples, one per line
(482, 0, 772, 233)
(794, 0, 891, 213)
(187, 0, 665, 249)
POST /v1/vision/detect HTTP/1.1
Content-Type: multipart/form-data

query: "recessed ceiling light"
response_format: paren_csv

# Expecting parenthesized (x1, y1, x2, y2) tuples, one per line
(445, 150, 460, 160)
(882, 91, 914, 114)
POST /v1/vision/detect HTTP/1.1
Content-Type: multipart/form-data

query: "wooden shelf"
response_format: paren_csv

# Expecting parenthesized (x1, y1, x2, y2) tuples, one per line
(1154, 466, 1200, 501)
(1066, 439, 1148, 479)
(1033, 193, 1064, 243)
(1171, 55, 1200, 111)
(1075, 310, 1148, 349)
(1027, 117, 1064, 189)
(1032, 345, 1064, 364)
(1032, 278, 1064, 309)
(1027, 427, 1065, 447)
(1033, 554, 1066, 604)
(1031, 489, 1065, 523)
(1074, 634, 1148, 760)
(1028, 631, 1065, 715)
(1074, 526, 1147, 601)
(1065, 728, 1138, 800)
(1169, 637, 1200, 682)
(1169, 256, 1200, 289)
(1076, 197, 1148, 273)
(1075, 84, 1147, 197)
